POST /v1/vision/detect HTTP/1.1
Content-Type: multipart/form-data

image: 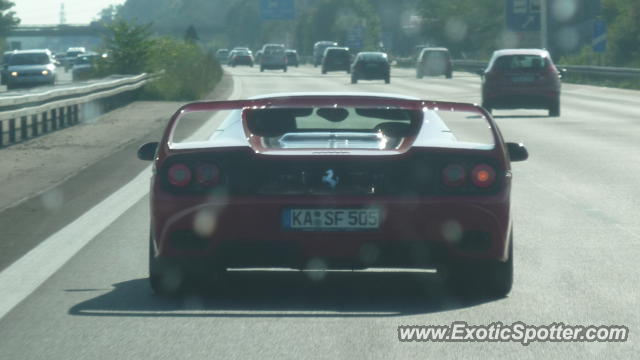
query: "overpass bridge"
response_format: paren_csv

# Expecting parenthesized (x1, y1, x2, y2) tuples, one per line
(6, 24, 104, 52)
(8, 24, 105, 37)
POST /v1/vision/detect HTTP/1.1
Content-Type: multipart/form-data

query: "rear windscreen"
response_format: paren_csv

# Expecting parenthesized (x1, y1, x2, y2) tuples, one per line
(246, 108, 419, 136)
(493, 55, 549, 70)
(169, 104, 494, 151)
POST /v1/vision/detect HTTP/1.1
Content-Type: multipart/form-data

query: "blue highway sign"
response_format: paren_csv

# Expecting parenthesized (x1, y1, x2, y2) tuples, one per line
(261, 0, 295, 20)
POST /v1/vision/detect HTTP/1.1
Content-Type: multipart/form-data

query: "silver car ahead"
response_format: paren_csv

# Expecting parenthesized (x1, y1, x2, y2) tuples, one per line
(5, 49, 57, 90)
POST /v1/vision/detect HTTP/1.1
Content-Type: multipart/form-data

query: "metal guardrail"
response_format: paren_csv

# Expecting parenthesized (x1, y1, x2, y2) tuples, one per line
(394, 57, 640, 80)
(0, 73, 152, 148)
(452, 59, 640, 79)
(0, 73, 150, 110)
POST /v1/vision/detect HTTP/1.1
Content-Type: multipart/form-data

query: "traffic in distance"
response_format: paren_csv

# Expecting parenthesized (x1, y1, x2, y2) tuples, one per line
(1, 46, 107, 90)
(213, 40, 565, 116)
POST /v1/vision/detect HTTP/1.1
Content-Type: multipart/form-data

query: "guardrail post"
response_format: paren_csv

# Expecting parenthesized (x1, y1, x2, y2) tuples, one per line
(42, 112, 48, 133)
(20, 116, 28, 141)
(9, 118, 16, 143)
(59, 107, 66, 128)
(51, 109, 57, 131)
(31, 114, 38, 137)
(72, 105, 79, 124)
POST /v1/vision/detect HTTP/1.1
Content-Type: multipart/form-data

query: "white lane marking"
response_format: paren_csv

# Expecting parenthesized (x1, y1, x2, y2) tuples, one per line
(0, 74, 241, 321)
(0, 168, 151, 320)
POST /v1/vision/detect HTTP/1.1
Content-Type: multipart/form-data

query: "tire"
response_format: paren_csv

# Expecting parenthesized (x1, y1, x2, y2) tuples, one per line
(149, 235, 185, 296)
(446, 232, 513, 298)
(549, 98, 560, 117)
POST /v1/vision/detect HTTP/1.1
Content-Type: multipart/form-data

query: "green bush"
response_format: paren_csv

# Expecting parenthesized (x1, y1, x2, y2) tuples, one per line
(95, 20, 223, 101)
(144, 37, 223, 101)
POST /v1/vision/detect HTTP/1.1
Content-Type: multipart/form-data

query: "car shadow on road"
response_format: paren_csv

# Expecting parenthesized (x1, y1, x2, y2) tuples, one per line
(68, 270, 498, 318)
(492, 115, 550, 119)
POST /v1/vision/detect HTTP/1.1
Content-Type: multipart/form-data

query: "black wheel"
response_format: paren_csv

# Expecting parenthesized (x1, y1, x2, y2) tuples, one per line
(446, 232, 513, 298)
(549, 98, 560, 117)
(149, 235, 186, 296)
(351, 76, 357, 84)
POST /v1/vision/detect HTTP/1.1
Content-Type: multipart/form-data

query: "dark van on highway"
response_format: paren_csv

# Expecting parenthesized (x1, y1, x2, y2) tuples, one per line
(321, 47, 351, 74)
(350, 52, 390, 84)
(313, 41, 338, 67)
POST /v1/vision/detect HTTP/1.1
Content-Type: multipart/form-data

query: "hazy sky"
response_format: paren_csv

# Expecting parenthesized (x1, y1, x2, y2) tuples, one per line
(13, 0, 127, 25)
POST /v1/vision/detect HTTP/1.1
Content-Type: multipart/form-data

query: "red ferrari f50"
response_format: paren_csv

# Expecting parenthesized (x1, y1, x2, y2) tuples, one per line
(138, 93, 528, 297)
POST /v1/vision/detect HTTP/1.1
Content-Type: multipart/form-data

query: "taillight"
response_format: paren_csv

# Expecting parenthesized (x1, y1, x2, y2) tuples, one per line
(471, 164, 496, 188)
(442, 164, 466, 187)
(167, 164, 192, 187)
(196, 163, 221, 186)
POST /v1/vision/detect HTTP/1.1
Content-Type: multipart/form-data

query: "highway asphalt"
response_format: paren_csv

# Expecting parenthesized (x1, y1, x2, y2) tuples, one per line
(0, 65, 637, 359)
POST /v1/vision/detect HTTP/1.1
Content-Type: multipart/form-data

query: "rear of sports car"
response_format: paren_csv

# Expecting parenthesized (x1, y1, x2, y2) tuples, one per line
(143, 96, 525, 297)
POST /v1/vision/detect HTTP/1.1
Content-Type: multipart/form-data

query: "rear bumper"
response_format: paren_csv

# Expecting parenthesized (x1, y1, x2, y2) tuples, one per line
(261, 63, 286, 69)
(483, 86, 559, 109)
(324, 63, 350, 71)
(152, 194, 511, 268)
(353, 69, 389, 80)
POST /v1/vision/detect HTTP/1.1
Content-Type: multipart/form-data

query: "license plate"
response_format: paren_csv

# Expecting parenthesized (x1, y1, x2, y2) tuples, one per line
(283, 208, 381, 231)
(511, 75, 534, 83)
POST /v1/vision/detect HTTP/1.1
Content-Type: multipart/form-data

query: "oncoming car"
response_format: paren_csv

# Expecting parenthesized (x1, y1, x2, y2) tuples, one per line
(5, 49, 57, 90)
(138, 93, 528, 298)
(479, 49, 564, 117)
